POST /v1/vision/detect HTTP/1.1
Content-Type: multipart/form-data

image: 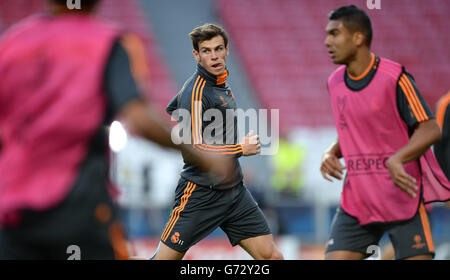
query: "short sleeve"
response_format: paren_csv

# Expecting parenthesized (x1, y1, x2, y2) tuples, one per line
(396, 72, 434, 130)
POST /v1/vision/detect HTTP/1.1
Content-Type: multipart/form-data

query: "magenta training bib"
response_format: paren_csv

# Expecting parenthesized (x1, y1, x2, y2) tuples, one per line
(0, 14, 120, 225)
(328, 57, 450, 225)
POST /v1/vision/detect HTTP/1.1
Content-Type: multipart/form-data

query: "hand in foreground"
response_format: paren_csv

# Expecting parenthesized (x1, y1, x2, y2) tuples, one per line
(386, 156, 418, 198)
(320, 151, 346, 182)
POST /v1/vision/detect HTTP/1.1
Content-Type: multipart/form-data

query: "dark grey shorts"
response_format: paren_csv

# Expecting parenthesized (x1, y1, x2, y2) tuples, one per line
(325, 204, 435, 259)
(160, 178, 271, 252)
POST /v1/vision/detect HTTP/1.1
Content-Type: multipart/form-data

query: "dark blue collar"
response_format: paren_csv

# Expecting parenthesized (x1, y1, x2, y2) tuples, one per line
(196, 63, 229, 86)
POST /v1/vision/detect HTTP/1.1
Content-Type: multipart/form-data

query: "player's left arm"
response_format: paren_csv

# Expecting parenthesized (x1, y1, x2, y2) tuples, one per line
(387, 72, 442, 197)
(443, 105, 450, 141)
(435, 93, 450, 140)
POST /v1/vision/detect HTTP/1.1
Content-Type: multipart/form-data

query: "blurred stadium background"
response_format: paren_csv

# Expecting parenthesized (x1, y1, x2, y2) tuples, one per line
(1, 0, 449, 259)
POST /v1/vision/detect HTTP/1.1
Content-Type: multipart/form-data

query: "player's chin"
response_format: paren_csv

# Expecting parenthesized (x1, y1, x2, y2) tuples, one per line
(331, 57, 344, 65)
(210, 68, 224, 76)
(208, 65, 225, 75)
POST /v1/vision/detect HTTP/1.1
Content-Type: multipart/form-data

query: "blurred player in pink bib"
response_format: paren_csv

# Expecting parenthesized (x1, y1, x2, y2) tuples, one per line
(0, 0, 232, 260)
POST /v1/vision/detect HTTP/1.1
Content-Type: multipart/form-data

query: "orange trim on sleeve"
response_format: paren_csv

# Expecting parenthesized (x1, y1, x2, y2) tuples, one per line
(403, 75, 429, 121)
(192, 78, 206, 145)
(196, 80, 206, 143)
(190, 76, 201, 144)
(202, 144, 242, 149)
(399, 75, 427, 122)
(435, 92, 450, 129)
(195, 144, 243, 153)
(398, 78, 423, 122)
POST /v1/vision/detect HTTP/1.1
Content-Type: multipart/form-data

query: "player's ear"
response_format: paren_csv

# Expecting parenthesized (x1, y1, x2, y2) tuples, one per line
(353, 32, 365, 47)
(192, 49, 201, 63)
(225, 44, 230, 56)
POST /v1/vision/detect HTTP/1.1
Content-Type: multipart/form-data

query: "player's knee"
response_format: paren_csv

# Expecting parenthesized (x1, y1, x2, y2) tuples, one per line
(270, 248, 284, 260)
(152, 242, 185, 260)
(259, 245, 284, 260)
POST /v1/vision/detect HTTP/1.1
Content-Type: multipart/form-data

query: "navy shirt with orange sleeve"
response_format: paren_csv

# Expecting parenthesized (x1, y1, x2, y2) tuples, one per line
(344, 55, 434, 136)
(166, 64, 243, 190)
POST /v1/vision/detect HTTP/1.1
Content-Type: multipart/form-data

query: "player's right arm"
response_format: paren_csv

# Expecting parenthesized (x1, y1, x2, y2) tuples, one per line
(320, 137, 346, 181)
(387, 72, 441, 198)
(175, 76, 260, 158)
(239, 130, 260, 156)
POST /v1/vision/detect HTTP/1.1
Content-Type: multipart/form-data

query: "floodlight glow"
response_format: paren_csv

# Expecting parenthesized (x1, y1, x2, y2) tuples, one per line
(109, 121, 127, 152)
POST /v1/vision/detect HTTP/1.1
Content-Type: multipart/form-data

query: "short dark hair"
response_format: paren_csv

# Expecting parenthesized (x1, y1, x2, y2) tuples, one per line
(189, 23, 229, 52)
(329, 5, 373, 47)
(50, 0, 101, 10)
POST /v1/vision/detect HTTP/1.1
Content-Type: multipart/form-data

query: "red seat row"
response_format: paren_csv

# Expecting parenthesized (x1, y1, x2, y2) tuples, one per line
(217, 0, 450, 129)
(0, 0, 176, 111)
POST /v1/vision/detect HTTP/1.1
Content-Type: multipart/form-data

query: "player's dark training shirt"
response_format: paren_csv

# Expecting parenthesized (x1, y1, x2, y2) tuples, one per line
(167, 64, 244, 190)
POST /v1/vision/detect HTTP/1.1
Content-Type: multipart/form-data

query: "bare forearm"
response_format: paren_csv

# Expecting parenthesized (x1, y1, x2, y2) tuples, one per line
(385, 120, 440, 198)
(118, 99, 231, 174)
(326, 137, 342, 158)
(120, 100, 207, 163)
(120, 99, 181, 150)
(392, 119, 442, 163)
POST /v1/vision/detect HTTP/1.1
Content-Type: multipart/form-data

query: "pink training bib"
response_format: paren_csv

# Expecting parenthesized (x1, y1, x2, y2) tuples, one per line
(328, 57, 450, 225)
(0, 14, 120, 225)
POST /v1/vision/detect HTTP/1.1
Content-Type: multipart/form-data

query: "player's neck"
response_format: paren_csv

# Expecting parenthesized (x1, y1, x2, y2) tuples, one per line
(346, 49, 374, 79)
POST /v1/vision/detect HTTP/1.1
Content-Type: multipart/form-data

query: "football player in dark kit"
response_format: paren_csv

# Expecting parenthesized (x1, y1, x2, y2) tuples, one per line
(151, 23, 283, 260)
(0, 0, 232, 260)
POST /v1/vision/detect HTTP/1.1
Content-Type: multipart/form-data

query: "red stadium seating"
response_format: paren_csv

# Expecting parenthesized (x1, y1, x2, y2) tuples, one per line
(217, 0, 450, 129)
(0, 0, 176, 110)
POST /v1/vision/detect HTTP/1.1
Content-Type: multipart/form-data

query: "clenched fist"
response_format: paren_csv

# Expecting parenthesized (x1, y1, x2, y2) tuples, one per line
(240, 130, 260, 156)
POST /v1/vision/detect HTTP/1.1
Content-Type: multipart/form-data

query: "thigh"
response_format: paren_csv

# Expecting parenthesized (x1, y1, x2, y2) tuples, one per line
(220, 185, 271, 247)
(159, 180, 230, 253)
(152, 241, 186, 260)
(325, 207, 383, 259)
(387, 204, 435, 260)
